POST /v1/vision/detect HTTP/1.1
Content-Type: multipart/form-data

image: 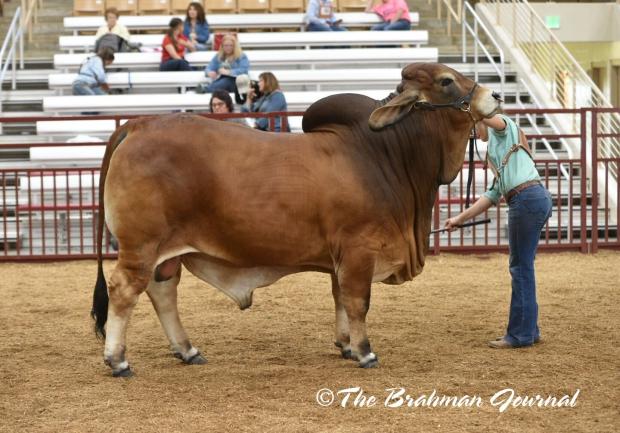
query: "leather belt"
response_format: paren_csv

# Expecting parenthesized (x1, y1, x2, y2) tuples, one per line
(505, 180, 542, 202)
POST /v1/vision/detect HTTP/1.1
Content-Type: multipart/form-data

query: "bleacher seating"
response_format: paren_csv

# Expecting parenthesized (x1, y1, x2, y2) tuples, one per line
(48, 68, 404, 92)
(63, 12, 419, 34)
(237, 0, 270, 13)
(269, 0, 304, 13)
(73, 0, 106, 15)
(53, 47, 439, 70)
(59, 30, 428, 52)
(137, 0, 170, 14)
(205, 0, 237, 13)
(337, 0, 366, 12)
(42, 89, 393, 113)
(170, 0, 190, 13)
(105, 0, 138, 15)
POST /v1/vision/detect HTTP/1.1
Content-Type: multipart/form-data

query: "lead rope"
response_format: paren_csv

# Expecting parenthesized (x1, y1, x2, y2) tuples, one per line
(465, 131, 475, 208)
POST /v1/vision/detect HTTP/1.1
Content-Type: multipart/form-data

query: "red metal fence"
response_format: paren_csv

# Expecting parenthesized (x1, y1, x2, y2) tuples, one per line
(0, 108, 617, 261)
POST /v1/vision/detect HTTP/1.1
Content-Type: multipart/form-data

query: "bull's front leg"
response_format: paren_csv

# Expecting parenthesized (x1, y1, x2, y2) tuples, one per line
(335, 254, 378, 368)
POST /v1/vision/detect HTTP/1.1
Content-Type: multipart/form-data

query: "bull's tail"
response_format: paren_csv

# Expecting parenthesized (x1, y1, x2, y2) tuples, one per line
(91, 122, 131, 339)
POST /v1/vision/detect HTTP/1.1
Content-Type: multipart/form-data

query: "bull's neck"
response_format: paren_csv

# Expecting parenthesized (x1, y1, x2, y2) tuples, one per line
(364, 109, 472, 200)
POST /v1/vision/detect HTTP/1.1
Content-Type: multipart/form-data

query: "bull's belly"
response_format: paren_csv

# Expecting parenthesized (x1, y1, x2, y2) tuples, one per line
(181, 253, 324, 309)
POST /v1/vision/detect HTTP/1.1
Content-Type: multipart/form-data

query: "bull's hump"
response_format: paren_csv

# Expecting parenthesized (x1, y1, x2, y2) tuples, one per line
(302, 93, 378, 133)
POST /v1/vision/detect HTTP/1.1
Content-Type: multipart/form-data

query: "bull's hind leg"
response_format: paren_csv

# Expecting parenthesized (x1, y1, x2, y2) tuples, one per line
(104, 259, 152, 377)
(336, 254, 378, 368)
(331, 273, 352, 359)
(146, 260, 206, 365)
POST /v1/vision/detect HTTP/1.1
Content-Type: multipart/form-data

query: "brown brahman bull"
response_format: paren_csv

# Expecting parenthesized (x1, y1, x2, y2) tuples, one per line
(92, 63, 502, 376)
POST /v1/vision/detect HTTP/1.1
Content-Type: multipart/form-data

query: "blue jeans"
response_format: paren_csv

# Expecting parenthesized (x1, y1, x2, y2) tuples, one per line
(72, 81, 106, 95)
(307, 22, 347, 31)
(371, 19, 411, 31)
(160, 59, 192, 71)
(505, 183, 552, 347)
(207, 75, 236, 93)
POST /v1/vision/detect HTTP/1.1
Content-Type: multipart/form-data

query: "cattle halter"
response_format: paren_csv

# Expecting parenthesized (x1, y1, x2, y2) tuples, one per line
(412, 83, 479, 115)
(411, 82, 481, 209)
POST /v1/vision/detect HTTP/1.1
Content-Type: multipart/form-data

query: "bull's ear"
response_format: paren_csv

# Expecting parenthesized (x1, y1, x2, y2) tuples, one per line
(368, 89, 421, 131)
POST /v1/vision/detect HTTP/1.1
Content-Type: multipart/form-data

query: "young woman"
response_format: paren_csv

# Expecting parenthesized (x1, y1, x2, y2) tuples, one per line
(184, 2, 210, 51)
(444, 114, 552, 349)
(205, 34, 250, 92)
(72, 47, 115, 95)
(95, 7, 131, 42)
(160, 18, 195, 72)
(242, 72, 288, 132)
(365, 0, 412, 31)
(209, 90, 248, 125)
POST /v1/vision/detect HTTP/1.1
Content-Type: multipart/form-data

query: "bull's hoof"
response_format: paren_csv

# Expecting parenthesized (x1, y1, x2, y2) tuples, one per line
(341, 349, 353, 360)
(359, 353, 379, 369)
(112, 367, 133, 378)
(184, 352, 208, 365)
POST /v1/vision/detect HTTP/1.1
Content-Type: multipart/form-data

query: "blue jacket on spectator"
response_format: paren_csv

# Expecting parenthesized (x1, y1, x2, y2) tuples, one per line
(206, 53, 250, 77)
(183, 20, 210, 45)
(242, 90, 288, 132)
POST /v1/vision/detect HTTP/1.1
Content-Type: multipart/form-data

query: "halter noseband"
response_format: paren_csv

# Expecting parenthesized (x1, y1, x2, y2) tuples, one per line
(412, 82, 479, 117)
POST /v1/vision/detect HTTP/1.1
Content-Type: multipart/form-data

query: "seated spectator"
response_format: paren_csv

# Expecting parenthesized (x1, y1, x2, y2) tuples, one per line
(240, 72, 289, 132)
(365, 0, 412, 31)
(184, 2, 210, 51)
(95, 8, 141, 53)
(204, 34, 250, 93)
(95, 8, 130, 42)
(209, 90, 248, 126)
(305, 0, 346, 31)
(160, 18, 195, 71)
(72, 47, 115, 95)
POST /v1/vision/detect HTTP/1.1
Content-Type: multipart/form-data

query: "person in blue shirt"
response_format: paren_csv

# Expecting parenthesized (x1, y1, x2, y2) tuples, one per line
(204, 34, 250, 93)
(72, 47, 115, 95)
(241, 72, 289, 132)
(305, 0, 346, 31)
(184, 2, 210, 51)
(445, 114, 552, 349)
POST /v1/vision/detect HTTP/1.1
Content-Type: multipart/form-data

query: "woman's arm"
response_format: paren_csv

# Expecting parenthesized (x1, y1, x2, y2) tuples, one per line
(164, 43, 182, 60)
(178, 37, 196, 52)
(365, 0, 374, 12)
(196, 22, 210, 43)
(230, 54, 250, 76)
(481, 114, 506, 131)
(444, 196, 494, 231)
(206, 56, 219, 79)
(392, 8, 404, 22)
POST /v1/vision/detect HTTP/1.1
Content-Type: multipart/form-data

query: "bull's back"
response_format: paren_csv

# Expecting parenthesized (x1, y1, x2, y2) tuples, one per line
(104, 114, 345, 266)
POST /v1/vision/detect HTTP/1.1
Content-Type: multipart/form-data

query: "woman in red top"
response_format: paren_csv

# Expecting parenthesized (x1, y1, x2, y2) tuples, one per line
(160, 18, 196, 71)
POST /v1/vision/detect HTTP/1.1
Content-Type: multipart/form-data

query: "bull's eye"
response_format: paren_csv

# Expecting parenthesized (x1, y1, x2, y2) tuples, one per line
(440, 78, 454, 87)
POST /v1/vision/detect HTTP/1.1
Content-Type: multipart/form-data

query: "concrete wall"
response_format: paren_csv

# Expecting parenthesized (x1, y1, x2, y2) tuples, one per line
(529, 2, 619, 42)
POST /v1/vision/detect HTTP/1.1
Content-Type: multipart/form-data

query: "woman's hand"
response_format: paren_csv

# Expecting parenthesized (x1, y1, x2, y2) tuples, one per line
(218, 67, 230, 76)
(247, 87, 256, 102)
(207, 70, 217, 80)
(444, 215, 464, 232)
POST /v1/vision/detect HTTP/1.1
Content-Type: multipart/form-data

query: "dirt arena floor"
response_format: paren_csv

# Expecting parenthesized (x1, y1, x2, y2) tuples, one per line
(0, 251, 619, 433)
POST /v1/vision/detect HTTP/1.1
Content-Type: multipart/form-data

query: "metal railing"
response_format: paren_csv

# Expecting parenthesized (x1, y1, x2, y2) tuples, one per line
(0, 109, 618, 260)
(0, 0, 43, 94)
(461, 1, 505, 99)
(21, 0, 42, 44)
(0, 7, 24, 94)
(433, 0, 462, 37)
(478, 0, 619, 174)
